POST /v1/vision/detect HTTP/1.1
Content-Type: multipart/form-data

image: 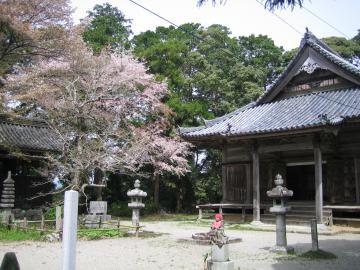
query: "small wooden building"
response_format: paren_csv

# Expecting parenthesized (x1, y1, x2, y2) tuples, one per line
(180, 31, 360, 224)
(0, 114, 61, 208)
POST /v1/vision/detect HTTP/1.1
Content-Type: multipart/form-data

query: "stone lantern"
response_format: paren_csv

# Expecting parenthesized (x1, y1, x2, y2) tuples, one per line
(266, 174, 294, 253)
(127, 179, 147, 226)
(0, 171, 15, 223)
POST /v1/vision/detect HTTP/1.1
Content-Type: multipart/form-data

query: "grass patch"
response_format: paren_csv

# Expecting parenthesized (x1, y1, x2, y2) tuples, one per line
(0, 226, 42, 241)
(142, 214, 198, 222)
(299, 249, 337, 260)
(77, 229, 126, 240)
(77, 228, 162, 240)
(225, 223, 273, 232)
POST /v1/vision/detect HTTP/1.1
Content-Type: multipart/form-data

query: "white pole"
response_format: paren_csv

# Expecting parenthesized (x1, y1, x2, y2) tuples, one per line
(62, 190, 79, 270)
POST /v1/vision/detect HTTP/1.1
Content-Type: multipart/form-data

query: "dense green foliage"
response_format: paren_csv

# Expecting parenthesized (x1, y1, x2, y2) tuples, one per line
(322, 36, 360, 65)
(83, 3, 132, 53)
(132, 24, 287, 123)
(132, 23, 292, 209)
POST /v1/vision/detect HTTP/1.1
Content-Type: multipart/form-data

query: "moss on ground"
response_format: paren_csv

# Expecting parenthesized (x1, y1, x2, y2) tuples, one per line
(299, 249, 337, 260)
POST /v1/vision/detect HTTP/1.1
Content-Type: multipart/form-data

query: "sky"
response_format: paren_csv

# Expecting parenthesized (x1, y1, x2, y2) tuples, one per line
(71, 0, 360, 50)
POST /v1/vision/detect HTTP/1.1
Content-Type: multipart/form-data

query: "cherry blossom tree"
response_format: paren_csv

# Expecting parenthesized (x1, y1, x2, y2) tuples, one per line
(0, 0, 72, 76)
(4, 28, 191, 189)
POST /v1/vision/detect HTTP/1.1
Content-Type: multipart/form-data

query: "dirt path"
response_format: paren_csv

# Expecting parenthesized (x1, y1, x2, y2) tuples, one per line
(1, 221, 360, 270)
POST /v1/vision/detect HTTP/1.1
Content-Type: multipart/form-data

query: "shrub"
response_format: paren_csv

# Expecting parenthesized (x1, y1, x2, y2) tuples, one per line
(108, 201, 131, 217)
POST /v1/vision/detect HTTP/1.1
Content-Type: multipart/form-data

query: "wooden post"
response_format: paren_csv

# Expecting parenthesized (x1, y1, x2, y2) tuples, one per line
(222, 166, 227, 203)
(40, 214, 45, 230)
(56, 206, 62, 232)
(23, 217, 28, 231)
(252, 150, 260, 222)
(355, 158, 360, 204)
(246, 164, 251, 204)
(5, 214, 12, 230)
(241, 206, 246, 222)
(117, 218, 120, 236)
(314, 143, 324, 224)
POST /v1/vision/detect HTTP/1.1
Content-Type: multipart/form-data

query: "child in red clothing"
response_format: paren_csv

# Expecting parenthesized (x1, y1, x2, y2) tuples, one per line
(211, 213, 223, 230)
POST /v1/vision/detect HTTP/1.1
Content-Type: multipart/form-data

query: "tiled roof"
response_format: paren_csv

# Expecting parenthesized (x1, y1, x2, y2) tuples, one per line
(180, 88, 360, 138)
(256, 31, 360, 104)
(0, 115, 62, 152)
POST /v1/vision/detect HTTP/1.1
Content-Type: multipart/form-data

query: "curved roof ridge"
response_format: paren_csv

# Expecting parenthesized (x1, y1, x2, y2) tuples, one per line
(256, 31, 360, 105)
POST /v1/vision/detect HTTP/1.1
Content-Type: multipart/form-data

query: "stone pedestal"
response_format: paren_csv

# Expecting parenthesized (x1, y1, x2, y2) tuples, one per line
(85, 201, 111, 228)
(0, 209, 14, 224)
(211, 244, 230, 261)
(207, 244, 234, 270)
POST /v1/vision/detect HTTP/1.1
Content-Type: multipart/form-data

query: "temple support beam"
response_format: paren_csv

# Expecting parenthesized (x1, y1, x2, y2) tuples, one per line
(252, 150, 260, 222)
(314, 144, 323, 223)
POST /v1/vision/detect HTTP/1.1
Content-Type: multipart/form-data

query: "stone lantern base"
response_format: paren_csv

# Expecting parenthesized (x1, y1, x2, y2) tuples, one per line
(0, 209, 14, 223)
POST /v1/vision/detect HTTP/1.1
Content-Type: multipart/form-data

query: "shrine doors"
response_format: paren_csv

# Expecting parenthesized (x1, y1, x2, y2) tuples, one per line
(222, 163, 251, 203)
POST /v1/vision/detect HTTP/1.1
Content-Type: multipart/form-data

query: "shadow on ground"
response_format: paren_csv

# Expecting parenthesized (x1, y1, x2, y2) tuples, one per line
(269, 238, 360, 270)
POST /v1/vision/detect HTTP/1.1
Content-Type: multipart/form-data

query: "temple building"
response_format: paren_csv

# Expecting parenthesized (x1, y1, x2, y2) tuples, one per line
(180, 31, 360, 225)
(0, 114, 60, 208)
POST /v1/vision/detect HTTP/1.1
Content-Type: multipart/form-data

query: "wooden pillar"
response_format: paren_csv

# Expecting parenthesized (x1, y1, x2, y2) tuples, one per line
(314, 144, 323, 223)
(221, 166, 227, 203)
(252, 150, 260, 222)
(355, 158, 360, 204)
(246, 164, 251, 204)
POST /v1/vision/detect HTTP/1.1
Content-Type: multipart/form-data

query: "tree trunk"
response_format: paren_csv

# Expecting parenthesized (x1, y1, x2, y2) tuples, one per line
(176, 186, 183, 213)
(94, 168, 104, 201)
(154, 174, 160, 208)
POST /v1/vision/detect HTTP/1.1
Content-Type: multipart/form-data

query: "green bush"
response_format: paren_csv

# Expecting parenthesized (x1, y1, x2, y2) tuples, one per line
(108, 201, 131, 217)
(143, 201, 159, 215)
(44, 205, 63, 220)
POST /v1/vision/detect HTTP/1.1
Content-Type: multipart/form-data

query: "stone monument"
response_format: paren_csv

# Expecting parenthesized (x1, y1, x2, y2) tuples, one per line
(206, 214, 234, 270)
(127, 179, 147, 226)
(266, 174, 294, 253)
(0, 171, 15, 223)
(85, 201, 111, 228)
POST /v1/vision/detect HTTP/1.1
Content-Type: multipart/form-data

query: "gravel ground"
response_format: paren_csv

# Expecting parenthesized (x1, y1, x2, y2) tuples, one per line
(0, 221, 360, 270)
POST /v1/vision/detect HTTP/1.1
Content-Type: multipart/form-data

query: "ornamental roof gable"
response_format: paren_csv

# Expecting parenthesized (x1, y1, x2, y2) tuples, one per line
(256, 30, 360, 104)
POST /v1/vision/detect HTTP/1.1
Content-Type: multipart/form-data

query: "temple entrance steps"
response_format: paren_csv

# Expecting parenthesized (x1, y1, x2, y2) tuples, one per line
(260, 202, 333, 226)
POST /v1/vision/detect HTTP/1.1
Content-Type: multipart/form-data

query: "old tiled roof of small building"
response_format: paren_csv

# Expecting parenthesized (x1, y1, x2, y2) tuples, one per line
(257, 31, 360, 104)
(0, 115, 62, 152)
(180, 88, 360, 138)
